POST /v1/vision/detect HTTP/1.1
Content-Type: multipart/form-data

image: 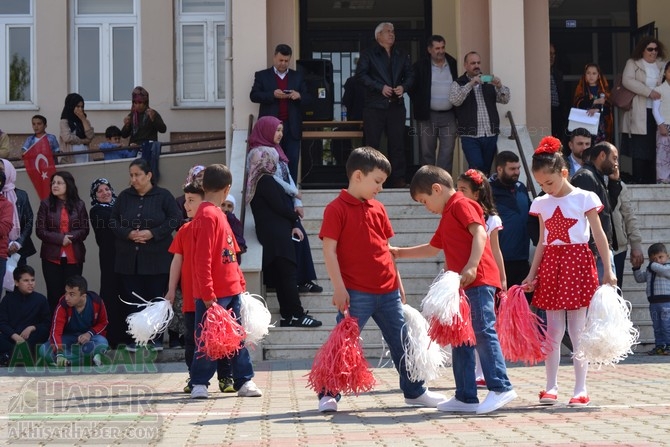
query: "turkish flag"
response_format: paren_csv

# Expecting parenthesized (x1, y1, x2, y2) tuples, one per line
(22, 137, 56, 200)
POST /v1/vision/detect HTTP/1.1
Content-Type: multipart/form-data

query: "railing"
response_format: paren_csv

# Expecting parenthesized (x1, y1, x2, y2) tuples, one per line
(239, 114, 255, 227)
(8, 135, 226, 165)
(505, 110, 537, 198)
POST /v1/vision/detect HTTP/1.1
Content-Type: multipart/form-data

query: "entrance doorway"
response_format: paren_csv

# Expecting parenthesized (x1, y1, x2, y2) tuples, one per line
(298, 0, 431, 187)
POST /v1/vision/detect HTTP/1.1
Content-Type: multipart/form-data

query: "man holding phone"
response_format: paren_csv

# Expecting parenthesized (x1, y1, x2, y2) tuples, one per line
(449, 51, 510, 175)
(250, 44, 309, 181)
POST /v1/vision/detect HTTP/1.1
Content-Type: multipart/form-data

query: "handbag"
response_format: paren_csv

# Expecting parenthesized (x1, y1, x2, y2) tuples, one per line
(611, 75, 636, 111)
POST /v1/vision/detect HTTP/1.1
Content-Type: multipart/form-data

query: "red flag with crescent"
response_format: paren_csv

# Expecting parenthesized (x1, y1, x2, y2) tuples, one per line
(22, 137, 56, 200)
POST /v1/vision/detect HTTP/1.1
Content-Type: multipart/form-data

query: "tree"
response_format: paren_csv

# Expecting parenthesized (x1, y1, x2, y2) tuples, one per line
(9, 53, 30, 101)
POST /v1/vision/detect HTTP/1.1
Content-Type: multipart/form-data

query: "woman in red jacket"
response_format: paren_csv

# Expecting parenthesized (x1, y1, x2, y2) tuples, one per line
(36, 171, 89, 313)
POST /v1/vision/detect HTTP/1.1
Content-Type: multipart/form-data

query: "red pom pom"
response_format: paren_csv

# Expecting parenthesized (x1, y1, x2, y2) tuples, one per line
(534, 136, 562, 155)
(495, 285, 547, 365)
(427, 291, 476, 347)
(196, 302, 246, 360)
(307, 314, 375, 396)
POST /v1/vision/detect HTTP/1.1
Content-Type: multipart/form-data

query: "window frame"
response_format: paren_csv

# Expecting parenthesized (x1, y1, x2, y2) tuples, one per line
(0, 1, 35, 108)
(70, 0, 141, 109)
(175, 0, 226, 107)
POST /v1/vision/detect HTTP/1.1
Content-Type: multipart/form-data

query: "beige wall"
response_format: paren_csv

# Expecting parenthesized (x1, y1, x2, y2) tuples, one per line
(455, 0, 490, 73)
(638, 0, 670, 42)
(524, 0, 551, 145)
(433, 0, 458, 58)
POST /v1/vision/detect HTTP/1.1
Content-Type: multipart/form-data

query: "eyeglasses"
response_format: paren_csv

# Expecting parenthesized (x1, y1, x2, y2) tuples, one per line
(646, 46, 659, 52)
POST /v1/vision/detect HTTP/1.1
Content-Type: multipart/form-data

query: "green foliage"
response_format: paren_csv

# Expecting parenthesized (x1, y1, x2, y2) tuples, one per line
(9, 53, 30, 101)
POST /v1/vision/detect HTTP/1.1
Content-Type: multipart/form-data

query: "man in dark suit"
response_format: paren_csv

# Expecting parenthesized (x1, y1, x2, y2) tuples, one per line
(357, 22, 414, 187)
(410, 35, 458, 173)
(250, 44, 309, 181)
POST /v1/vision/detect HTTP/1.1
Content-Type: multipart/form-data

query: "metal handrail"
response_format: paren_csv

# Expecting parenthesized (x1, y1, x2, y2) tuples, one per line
(239, 114, 255, 226)
(505, 110, 537, 198)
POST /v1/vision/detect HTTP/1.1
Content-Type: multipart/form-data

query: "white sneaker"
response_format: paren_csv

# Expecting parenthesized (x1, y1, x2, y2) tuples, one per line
(436, 397, 479, 413)
(190, 385, 209, 399)
(237, 380, 262, 397)
(404, 389, 447, 407)
(476, 389, 517, 414)
(92, 354, 102, 367)
(318, 396, 338, 413)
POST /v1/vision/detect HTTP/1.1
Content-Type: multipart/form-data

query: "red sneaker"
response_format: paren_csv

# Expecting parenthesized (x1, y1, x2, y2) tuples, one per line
(476, 378, 487, 388)
(538, 390, 558, 405)
(568, 395, 590, 407)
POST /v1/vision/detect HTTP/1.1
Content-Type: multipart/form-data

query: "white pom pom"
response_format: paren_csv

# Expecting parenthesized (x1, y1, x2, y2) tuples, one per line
(420, 270, 462, 324)
(574, 285, 639, 367)
(124, 293, 174, 346)
(240, 292, 274, 346)
(402, 304, 450, 382)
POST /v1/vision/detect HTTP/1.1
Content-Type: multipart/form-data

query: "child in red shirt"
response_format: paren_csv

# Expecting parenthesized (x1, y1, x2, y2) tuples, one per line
(187, 164, 261, 399)
(317, 147, 446, 413)
(393, 165, 516, 415)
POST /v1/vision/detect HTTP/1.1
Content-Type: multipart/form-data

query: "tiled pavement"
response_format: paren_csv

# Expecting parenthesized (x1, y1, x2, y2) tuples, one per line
(0, 353, 668, 446)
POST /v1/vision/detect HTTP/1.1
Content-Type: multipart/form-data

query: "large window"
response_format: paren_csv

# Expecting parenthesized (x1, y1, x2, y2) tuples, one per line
(0, 0, 33, 105)
(175, 0, 226, 105)
(72, 0, 138, 105)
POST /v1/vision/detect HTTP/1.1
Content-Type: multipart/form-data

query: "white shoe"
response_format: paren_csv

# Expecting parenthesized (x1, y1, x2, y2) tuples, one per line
(92, 354, 102, 367)
(237, 380, 263, 397)
(404, 389, 447, 407)
(436, 397, 479, 413)
(476, 389, 517, 414)
(190, 385, 209, 399)
(318, 396, 338, 412)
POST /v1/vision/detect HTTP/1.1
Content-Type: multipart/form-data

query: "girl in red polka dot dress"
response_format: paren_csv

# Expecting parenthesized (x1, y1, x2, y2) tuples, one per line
(522, 136, 616, 407)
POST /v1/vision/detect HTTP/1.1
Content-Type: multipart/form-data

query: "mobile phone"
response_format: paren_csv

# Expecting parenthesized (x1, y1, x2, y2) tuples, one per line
(291, 235, 301, 242)
(283, 89, 292, 94)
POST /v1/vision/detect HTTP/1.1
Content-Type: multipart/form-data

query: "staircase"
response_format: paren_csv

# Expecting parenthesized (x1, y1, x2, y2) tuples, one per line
(257, 185, 666, 360)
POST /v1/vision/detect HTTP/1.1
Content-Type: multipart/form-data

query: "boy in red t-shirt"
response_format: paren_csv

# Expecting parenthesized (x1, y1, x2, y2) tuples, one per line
(393, 165, 516, 415)
(187, 164, 261, 400)
(166, 181, 234, 394)
(317, 147, 446, 413)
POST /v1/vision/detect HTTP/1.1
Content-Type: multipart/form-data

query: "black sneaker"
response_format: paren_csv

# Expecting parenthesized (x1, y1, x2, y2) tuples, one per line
(298, 281, 323, 293)
(280, 312, 322, 328)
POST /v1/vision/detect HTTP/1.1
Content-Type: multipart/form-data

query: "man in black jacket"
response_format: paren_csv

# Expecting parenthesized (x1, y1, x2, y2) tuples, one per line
(410, 35, 458, 173)
(449, 51, 510, 175)
(357, 22, 414, 187)
(571, 142, 618, 281)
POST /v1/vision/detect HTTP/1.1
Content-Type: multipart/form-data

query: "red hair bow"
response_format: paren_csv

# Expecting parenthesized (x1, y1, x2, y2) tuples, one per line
(464, 169, 483, 185)
(535, 136, 562, 155)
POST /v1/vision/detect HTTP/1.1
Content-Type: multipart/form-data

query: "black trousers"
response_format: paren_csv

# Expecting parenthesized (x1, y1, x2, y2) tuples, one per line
(363, 103, 407, 181)
(42, 259, 83, 314)
(265, 257, 304, 320)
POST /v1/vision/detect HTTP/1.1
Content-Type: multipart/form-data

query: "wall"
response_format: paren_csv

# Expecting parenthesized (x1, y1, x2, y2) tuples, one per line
(638, 0, 670, 42)
(524, 0, 551, 145)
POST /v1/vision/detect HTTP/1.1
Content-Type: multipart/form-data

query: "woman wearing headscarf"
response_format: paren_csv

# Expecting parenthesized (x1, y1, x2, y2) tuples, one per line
(89, 178, 122, 348)
(0, 160, 34, 270)
(0, 170, 15, 284)
(246, 146, 321, 328)
(247, 116, 323, 294)
(121, 86, 167, 146)
(59, 93, 94, 164)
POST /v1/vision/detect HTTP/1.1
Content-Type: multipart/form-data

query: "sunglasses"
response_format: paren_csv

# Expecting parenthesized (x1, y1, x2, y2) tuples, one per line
(646, 46, 659, 52)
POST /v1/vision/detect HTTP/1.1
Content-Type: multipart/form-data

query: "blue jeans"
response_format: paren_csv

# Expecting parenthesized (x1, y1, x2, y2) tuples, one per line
(336, 289, 425, 399)
(190, 295, 254, 389)
(460, 135, 498, 174)
(649, 302, 670, 347)
(39, 334, 108, 366)
(595, 249, 615, 285)
(452, 285, 513, 403)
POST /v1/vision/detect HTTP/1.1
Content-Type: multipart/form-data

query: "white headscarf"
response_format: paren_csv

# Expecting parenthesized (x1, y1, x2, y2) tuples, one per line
(1, 159, 21, 241)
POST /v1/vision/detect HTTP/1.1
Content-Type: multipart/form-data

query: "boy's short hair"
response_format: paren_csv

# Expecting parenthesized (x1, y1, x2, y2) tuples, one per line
(345, 146, 391, 179)
(495, 151, 519, 168)
(13, 265, 35, 282)
(202, 164, 232, 192)
(32, 114, 47, 126)
(409, 165, 453, 199)
(65, 275, 88, 294)
(105, 125, 122, 139)
(648, 243, 667, 258)
(274, 44, 292, 56)
(183, 180, 205, 196)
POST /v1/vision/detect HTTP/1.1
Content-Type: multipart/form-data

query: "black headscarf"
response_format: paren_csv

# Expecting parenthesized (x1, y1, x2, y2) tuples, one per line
(90, 178, 117, 207)
(60, 93, 87, 139)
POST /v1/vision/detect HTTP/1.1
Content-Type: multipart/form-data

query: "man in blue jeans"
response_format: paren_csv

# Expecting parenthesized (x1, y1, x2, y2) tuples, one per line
(449, 51, 510, 175)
